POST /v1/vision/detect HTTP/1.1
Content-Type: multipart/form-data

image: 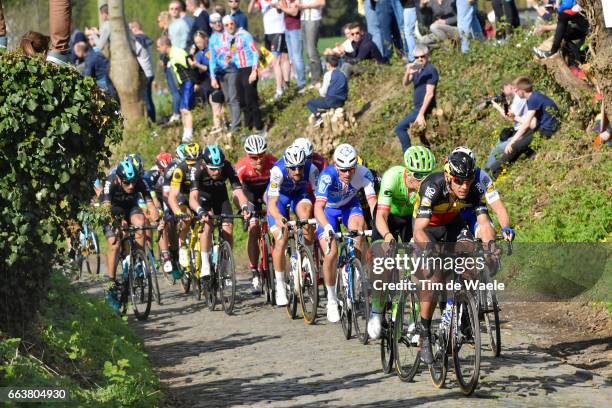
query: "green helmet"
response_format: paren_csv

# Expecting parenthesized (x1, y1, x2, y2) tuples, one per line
(404, 146, 436, 173)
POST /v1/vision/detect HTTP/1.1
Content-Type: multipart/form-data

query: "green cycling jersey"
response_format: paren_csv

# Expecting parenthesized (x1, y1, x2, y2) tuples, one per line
(377, 166, 417, 218)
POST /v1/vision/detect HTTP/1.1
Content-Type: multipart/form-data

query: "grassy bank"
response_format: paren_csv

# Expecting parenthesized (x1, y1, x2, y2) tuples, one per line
(0, 272, 160, 407)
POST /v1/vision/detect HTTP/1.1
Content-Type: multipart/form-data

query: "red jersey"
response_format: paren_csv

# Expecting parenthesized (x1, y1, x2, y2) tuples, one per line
(235, 153, 277, 188)
(311, 152, 328, 173)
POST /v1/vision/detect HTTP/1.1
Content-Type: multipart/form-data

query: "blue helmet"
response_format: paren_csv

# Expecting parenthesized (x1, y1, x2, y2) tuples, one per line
(175, 144, 187, 161)
(126, 153, 144, 175)
(203, 144, 225, 167)
(117, 159, 137, 183)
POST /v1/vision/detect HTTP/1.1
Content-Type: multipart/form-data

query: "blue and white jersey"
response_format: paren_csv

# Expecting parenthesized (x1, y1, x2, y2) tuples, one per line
(267, 157, 319, 197)
(315, 165, 376, 208)
(473, 168, 500, 205)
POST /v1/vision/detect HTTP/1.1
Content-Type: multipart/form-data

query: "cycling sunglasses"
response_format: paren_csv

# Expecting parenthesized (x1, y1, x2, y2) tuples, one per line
(287, 165, 304, 171)
(207, 166, 223, 172)
(451, 175, 474, 186)
(411, 171, 430, 180)
(248, 154, 264, 161)
(121, 179, 136, 186)
(338, 167, 355, 174)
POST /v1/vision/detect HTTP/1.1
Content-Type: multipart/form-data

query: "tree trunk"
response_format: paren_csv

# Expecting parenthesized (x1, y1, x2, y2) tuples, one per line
(108, 0, 144, 126)
(534, 53, 591, 102)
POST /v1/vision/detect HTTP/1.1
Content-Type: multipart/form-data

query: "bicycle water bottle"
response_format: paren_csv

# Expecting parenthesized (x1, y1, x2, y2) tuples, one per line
(122, 255, 130, 280)
(212, 244, 219, 265)
(441, 299, 453, 329)
(290, 254, 298, 274)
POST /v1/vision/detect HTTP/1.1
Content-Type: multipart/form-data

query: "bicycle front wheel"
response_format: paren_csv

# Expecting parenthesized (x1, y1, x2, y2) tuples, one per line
(286, 252, 299, 320)
(218, 241, 236, 315)
(394, 290, 421, 382)
(147, 249, 162, 306)
(452, 290, 481, 396)
(337, 266, 352, 340)
(129, 249, 152, 321)
(350, 258, 369, 343)
(298, 246, 319, 324)
(262, 234, 275, 305)
(380, 308, 394, 374)
(481, 289, 501, 357)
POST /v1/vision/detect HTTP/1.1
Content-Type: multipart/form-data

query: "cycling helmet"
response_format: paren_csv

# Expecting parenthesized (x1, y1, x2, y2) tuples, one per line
(175, 143, 187, 161)
(404, 146, 436, 173)
(244, 134, 267, 155)
(450, 146, 476, 161)
(445, 150, 476, 179)
(156, 152, 173, 170)
(126, 153, 144, 175)
(293, 137, 314, 158)
(333, 144, 358, 169)
(117, 159, 137, 183)
(203, 144, 225, 167)
(284, 145, 306, 167)
(183, 143, 201, 161)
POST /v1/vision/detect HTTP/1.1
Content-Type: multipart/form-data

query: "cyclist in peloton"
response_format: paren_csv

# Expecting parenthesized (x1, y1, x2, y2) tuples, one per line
(315, 144, 377, 323)
(266, 145, 320, 306)
(235, 135, 278, 292)
(293, 137, 328, 173)
(412, 149, 496, 364)
(168, 143, 202, 270)
(189, 144, 250, 279)
(367, 145, 436, 339)
(100, 160, 157, 309)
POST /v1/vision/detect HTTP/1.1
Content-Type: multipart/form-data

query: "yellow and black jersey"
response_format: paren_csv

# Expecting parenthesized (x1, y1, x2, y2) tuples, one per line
(169, 160, 195, 195)
(413, 172, 487, 227)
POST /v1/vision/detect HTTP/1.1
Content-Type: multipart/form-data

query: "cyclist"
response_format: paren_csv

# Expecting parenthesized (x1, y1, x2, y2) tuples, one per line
(367, 145, 436, 340)
(100, 159, 156, 309)
(355, 156, 382, 229)
(189, 144, 250, 278)
(412, 149, 495, 364)
(314, 144, 377, 323)
(235, 135, 278, 292)
(293, 137, 328, 172)
(146, 151, 174, 274)
(168, 142, 202, 270)
(266, 145, 320, 306)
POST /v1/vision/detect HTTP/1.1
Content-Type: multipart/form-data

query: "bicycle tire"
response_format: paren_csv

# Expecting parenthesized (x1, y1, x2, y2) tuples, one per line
(90, 230, 101, 275)
(262, 234, 275, 304)
(298, 246, 318, 325)
(350, 258, 368, 343)
(180, 266, 191, 293)
(286, 252, 299, 319)
(204, 260, 217, 312)
(429, 328, 448, 389)
(393, 289, 421, 381)
(129, 249, 152, 321)
(147, 249, 162, 306)
(452, 290, 481, 396)
(219, 241, 236, 315)
(483, 290, 501, 357)
(380, 308, 394, 373)
(337, 267, 352, 340)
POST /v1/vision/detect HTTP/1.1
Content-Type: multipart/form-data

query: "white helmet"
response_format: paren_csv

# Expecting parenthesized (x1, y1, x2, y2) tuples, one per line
(450, 146, 476, 161)
(284, 145, 306, 167)
(333, 144, 358, 169)
(244, 134, 267, 155)
(293, 137, 314, 158)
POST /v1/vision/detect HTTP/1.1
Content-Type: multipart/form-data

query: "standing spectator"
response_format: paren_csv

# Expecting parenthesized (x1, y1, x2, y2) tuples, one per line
(157, 36, 196, 142)
(394, 44, 438, 152)
(187, 0, 212, 37)
(209, 12, 242, 132)
(299, 0, 325, 88)
(489, 76, 559, 177)
(456, 0, 484, 53)
(169, 0, 191, 50)
(419, 0, 459, 45)
(224, 16, 263, 132)
(364, 0, 384, 58)
(178, 0, 195, 29)
(403, 0, 418, 62)
(491, 0, 520, 39)
(279, 0, 306, 91)
(229, 0, 249, 30)
(306, 55, 348, 126)
(214, 4, 227, 16)
(73, 41, 117, 98)
(533, 0, 589, 61)
(248, 0, 290, 100)
(130, 21, 156, 123)
(340, 22, 385, 78)
(85, 4, 111, 55)
(376, 0, 406, 60)
(158, 11, 182, 123)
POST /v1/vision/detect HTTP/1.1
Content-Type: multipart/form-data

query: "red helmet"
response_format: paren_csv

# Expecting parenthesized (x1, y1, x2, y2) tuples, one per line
(156, 152, 173, 170)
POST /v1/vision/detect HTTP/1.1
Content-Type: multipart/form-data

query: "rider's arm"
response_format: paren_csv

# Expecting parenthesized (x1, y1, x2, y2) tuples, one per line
(313, 170, 331, 228)
(267, 166, 285, 225)
(168, 167, 185, 215)
(412, 217, 431, 245)
(361, 167, 377, 214)
(489, 199, 510, 229)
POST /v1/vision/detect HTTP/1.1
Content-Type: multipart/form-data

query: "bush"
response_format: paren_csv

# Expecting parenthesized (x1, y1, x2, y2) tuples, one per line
(0, 52, 122, 335)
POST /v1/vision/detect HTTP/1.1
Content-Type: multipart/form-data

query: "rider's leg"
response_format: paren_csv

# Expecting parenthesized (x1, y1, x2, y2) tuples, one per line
(200, 211, 214, 276)
(247, 221, 261, 270)
(295, 199, 314, 247)
(105, 232, 120, 280)
(130, 211, 146, 249)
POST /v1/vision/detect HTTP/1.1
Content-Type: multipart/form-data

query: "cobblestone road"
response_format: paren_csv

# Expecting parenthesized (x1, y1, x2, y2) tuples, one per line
(99, 269, 611, 407)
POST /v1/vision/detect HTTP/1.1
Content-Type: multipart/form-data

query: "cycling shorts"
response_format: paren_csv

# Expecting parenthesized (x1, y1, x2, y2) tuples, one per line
(104, 203, 144, 238)
(316, 197, 363, 239)
(266, 191, 311, 229)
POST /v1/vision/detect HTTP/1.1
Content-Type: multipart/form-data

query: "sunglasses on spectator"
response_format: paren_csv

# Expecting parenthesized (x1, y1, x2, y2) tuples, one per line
(338, 167, 356, 174)
(287, 165, 304, 171)
(248, 154, 264, 161)
(414, 54, 427, 59)
(451, 175, 474, 186)
(411, 171, 430, 180)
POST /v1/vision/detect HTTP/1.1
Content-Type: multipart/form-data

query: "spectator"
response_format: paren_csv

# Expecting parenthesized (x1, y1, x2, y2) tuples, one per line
(394, 44, 438, 152)
(485, 79, 535, 169)
(402, 0, 418, 62)
(0, 0, 6, 50)
(363, 0, 384, 57)
(340, 22, 385, 78)
(130, 21, 156, 123)
(491, 0, 520, 39)
(419, 0, 459, 46)
(19, 31, 50, 57)
(85, 4, 111, 55)
(306, 55, 348, 127)
(73, 41, 117, 98)
(178, 0, 195, 29)
(187, 0, 212, 37)
(229, 0, 248, 30)
(376, 0, 407, 60)
(278, 0, 306, 91)
(489, 76, 559, 177)
(456, 0, 484, 53)
(324, 24, 353, 57)
(224, 15, 263, 132)
(299, 0, 325, 88)
(69, 22, 87, 63)
(533, 1, 589, 62)
(214, 4, 227, 16)
(248, 0, 291, 100)
(209, 12, 242, 132)
(158, 11, 182, 123)
(157, 36, 196, 142)
(169, 0, 191, 50)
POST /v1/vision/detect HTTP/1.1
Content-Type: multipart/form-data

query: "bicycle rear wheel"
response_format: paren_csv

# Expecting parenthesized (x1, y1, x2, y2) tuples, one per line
(286, 251, 299, 319)
(337, 266, 352, 340)
(129, 249, 152, 321)
(481, 289, 501, 357)
(83, 230, 101, 276)
(299, 247, 318, 324)
(350, 258, 368, 343)
(394, 290, 421, 382)
(147, 249, 162, 305)
(452, 290, 481, 396)
(218, 241, 236, 315)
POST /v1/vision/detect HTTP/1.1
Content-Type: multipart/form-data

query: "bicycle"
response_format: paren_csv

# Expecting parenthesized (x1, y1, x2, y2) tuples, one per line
(248, 211, 276, 305)
(284, 218, 319, 324)
(332, 227, 371, 341)
(145, 226, 164, 306)
(202, 214, 243, 315)
(70, 214, 101, 279)
(174, 214, 204, 301)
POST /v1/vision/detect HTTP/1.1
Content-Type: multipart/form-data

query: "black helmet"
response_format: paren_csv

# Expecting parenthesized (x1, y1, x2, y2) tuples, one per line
(445, 151, 476, 179)
(202, 144, 225, 167)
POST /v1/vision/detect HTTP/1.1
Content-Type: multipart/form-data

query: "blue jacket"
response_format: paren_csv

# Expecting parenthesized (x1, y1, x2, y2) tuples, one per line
(325, 69, 348, 103)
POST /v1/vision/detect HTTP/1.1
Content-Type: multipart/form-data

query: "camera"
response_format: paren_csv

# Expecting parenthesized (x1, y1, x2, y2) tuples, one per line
(477, 92, 508, 112)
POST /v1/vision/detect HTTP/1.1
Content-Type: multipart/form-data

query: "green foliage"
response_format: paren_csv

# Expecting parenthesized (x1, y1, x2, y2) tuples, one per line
(0, 52, 122, 335)
(0, 272, 161, 406)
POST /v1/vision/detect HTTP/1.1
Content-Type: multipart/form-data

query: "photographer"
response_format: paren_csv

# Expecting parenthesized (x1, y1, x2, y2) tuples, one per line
(484, 79, 534, 170)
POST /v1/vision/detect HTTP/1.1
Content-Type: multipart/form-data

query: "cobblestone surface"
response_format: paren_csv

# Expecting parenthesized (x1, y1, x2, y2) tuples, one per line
(87, 269, 611, 407)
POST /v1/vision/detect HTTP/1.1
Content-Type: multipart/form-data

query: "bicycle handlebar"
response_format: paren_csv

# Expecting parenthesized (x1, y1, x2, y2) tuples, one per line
(334, 229, 372, 239)
(287, 218, 317, 228)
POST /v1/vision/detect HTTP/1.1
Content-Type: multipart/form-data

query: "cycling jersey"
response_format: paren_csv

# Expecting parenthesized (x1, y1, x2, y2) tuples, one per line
(100, 173, 152, 207)
(413, 172, 488, 227)
(461, 168, 499, 234)
(189, 159, 243, 199)
(315, 164, 376, 209)
(236, 154, 277, 194)
(169, 160, 196, 195)
(267, 157, 319, 198)
(377, 166, 416, 218)
(143, 169, 163, 196)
